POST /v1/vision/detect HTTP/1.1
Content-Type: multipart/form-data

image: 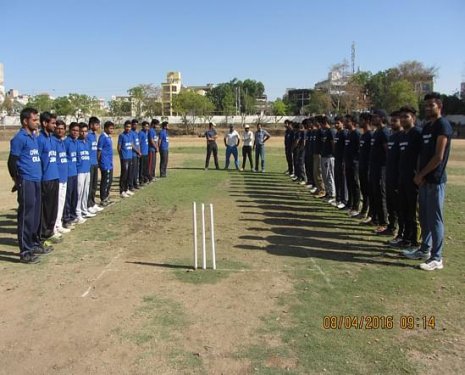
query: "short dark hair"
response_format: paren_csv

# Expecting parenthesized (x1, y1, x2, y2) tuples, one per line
(131, 119, 139, 125)
(345, 114, 357, 124)
(141, 121, 149, 126)
(124, 120, 131, 126)
(359, 112, 372, 121)
(399, 105, 417, 115)
(390, 110, 401, 117)
(20, 107, 38, 125)
(56, 119, 66, 129)
(161, 121, 168, 128)
(424, 92, 441, 101)
(88, 116, 100, 126)
(150, 119, 160, 126)
(334, 115, 344, 122)
(39, 111, 57, 125)
(69, 122, 79, 131)
(79, 122, 88, 130)
(104, 121, 114, 129)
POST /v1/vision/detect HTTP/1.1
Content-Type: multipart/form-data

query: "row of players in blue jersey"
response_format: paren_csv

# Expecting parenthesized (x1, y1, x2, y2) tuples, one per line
(8, 107, 170, 263)
(283, 92, 453, 271)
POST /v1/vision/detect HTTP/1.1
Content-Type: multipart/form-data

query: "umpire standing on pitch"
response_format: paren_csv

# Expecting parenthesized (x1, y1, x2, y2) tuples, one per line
(204, 122, 219, 170)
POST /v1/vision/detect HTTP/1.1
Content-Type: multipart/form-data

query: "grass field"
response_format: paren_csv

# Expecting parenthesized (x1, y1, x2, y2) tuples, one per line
(0, 136, 464, 374)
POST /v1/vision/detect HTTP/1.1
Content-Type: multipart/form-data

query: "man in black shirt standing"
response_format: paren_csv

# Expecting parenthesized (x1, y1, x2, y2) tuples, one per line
(320, 116, 336, 202)
(284, 120, 294, 176)
(396, 105, 422, 250)
(304, 118, 315, 189)
(369, 109, 390, 233)
(333, 116, 347, 208)
(382, 111, 403, 237)
(408, 93, 453, 271)
(311, 118, 325, 198)
(357, 113, 374, 221)
(343, 115, 361, 214)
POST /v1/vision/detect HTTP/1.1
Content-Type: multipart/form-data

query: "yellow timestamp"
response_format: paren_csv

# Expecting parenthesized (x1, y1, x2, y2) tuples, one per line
(322, 315, 436, 330)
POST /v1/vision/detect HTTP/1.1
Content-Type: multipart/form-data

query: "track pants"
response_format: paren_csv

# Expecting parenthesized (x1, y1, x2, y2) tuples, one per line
(88, 164, 98, 208)
(54, 181, 67, 232)
(76, 172, 91, 218)
(40, 179, 59, 239)
(100, 169, 113, 202)
(17, 178, 41, 255)
(64, 175, 78, 224)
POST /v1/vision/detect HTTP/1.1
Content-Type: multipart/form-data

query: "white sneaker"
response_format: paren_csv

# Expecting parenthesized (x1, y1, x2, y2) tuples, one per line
(57, 227, 71, 234)
(331, 201, 339, 207)
(349, 210, 359, 217)
(337, 203, 346, 209)
(76, 217, 87, 224)
(126, 190, 135, 196)
(93, 204, 104, 212)
(305, 184, 314, 189)
(88, 207, 97, 214)
(289, 174, 295, 178)
(419, 259, 443, 271)
(327, 198, 336, 204)
(310, 188, 318, 193)
(121, 192, 129, 198)
(84, 212, 96, 218)
(299, 180, 306, 185)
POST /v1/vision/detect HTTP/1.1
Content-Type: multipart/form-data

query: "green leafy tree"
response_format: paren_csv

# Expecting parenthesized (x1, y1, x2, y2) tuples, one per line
(27, 94, 54, 112)
(127, 84, 162, 118)
(272, 99, 287, 124)
(67, 93, 101, 121)
(53, 96, 74, 116)
(172, 90, 215, 134)
(303, 90, 332, 115)
(109, 98, 132, 125)
(384, 80, 418, 113)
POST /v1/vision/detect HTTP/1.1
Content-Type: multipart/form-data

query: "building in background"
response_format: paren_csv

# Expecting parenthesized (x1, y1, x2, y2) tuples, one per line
(284, 88, 311, 115)
(314, 68, 352, 95)
(161, 72, 182, 116)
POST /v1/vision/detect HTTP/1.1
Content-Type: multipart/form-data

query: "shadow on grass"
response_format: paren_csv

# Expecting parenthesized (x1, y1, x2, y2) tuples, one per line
(126, 261, 192, 269)
(230, 173, 414, 268)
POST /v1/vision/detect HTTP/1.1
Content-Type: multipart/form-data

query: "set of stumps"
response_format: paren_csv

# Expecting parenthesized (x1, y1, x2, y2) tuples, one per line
(192, 202, 216, 270)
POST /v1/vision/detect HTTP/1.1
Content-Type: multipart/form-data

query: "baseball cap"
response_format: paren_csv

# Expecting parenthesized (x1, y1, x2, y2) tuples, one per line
(209, 122, 216, 127)
(244, 124, 250, 128)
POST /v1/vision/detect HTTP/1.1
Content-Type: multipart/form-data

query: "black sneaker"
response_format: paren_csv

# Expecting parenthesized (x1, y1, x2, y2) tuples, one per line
(20, 252, 40, 264)
(377, 228, 395, 236)
(34, 245, 54, 255)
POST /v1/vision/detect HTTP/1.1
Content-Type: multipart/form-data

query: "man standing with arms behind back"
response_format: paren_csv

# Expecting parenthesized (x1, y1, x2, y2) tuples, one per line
(158, 121, 170, 177)
(413, 93, 453, 271)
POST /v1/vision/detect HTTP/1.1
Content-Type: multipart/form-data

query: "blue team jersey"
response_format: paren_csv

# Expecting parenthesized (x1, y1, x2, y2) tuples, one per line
(64, 136, 78, 177)
(159, 129, 169, 151)
(118, 132, 133, 160)
(148, 128, 157, 152)
(37, 129, 59, 181)
(76, 139, 91, 173)
(139, 130, 149, 156)
(131, 129, 140, 157)
(98, 132, 113, 170)
(54, 135, 68, 183)
(87, 130, 98, 165)
(10, 128, 42, 182)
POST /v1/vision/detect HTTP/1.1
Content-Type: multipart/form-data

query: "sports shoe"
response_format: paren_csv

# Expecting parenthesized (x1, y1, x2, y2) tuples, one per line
(126, 190, 135, 196)
(349, 210, 360, 217)
(88, 207, 98, 214)
(46, 234, 63, 244)
(376, 227, 394, 236)
(314, 192, 326, 198)
(305, 184, 314, 189)
(299, 180, 306, 185)
(331, 200, 339, 207)
(419, 259, 443, 271)
(76, 217, 87, 224)
(57, 227, 71, 234)
(310, 187, 318, 193)
(84, 212, 96, 218)
(353, 212, 367, 220)
(361, 217, 373, 224)
(33, 245, 53, 255)
(93, 205, 104, 212)
(239, 168, 243, 171)
(121, 192, 129, 198)
(291, 177, 299, 181)
(20, 252, 40, 264)
(402, 248, 431, 260)
(261, 169, 265, 173)
(327, 198, 336, 204)
(398, 240, 412, 248)
(289, 174, 295, 178)
(337, 202, 346, 209)
(63, 222, 76, 230)
(387, 236, 403, 247)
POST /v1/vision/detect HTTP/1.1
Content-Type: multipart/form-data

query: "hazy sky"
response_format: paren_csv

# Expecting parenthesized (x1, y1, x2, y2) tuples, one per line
(2, 0, 464, 100)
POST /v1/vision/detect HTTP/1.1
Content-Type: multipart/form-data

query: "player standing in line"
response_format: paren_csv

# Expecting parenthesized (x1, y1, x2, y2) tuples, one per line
(53, 120, 71, 234)
(87, 117, 103, 213)
(139, 121, 150, 185)
(356, 113, 374, 221)
(320, 116, 336, 202)
(8, 107, 49, 263)
(75, 123, 94, 222)
(223, 124, 240, 170)
(333, 116, 347, 209)
(158, 121, 170, 177)
(304, 118, 315, 189)
(63, 122, 80, 228)
(343, 115, 361, 215)
(284, 120, 294, 176)
(129, 119, 141, 190)
(118, 121, 135, 197)
(37, 112, 61, 245)
(98, 121, 114, 206)
(148, 119, 160, 182)
(254, 123, 271, 173)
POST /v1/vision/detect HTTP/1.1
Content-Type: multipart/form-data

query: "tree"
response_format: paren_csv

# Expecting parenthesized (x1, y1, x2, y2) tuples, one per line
(340, 71, 372, 113)
(172, 90, 215, 134)
(109, 98, 132, 125)
(127, 84, 162, 118)
(384, 79, 418, 113)
(27, 94, 54, 112)
(53, 96, 74, 116)
(303, 90, 332, 115)
(272, 99, 287, 124)
(0, 96, 15, 115)
(67, 93, 101, 121)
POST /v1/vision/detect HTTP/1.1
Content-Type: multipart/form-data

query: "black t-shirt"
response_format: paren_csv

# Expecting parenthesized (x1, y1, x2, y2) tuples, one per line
(312, 128, 323, 155)
(359, 130, 373, 170)
(334, 129, 347, 161)
(399, 126, 422, 184)
(284, 128, 293, 147)
(369, 127, 390, 168)
(321, 128, 336, 157)
(343, 129, 360, 163)
(386, 131, 402, 187)
(305, 129, 313, 153)
(419, 118, 453, 184)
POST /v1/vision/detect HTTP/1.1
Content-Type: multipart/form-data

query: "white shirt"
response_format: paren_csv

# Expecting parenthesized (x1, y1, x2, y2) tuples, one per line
(225, 130, 240, 147)
(242, 130, 254, 146)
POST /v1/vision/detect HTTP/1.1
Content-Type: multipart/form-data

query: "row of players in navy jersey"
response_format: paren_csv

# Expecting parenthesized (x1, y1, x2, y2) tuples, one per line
(8, 107, 170, 263)
(284, 92, 452, 271)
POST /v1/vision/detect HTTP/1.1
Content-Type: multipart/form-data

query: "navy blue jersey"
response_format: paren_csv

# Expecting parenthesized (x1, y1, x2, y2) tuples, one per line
(10, 128, 42, 182)
(343, 129, 360, 163)
(98, 132, 113, 170)
(312, 128, 323, 155)
(76, 139, 91, 174)
(64, 136, 78, 177)
(284, 128, 293, 147)
(334, 129, 347, 161)
(369, 127, 390, 168)
(321, 128, 336, 157)
(305, 129, 313, 153)
(54, 135, 68, 183)
(419, 118, 453, 184)
(37, 129, 59, 181)
(118, 132, 133, 160)
(386, 131, 402, 187)
(87, 130, 98, 165)
(359, 131, 373, 170)
(399, 127, 422, 184)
